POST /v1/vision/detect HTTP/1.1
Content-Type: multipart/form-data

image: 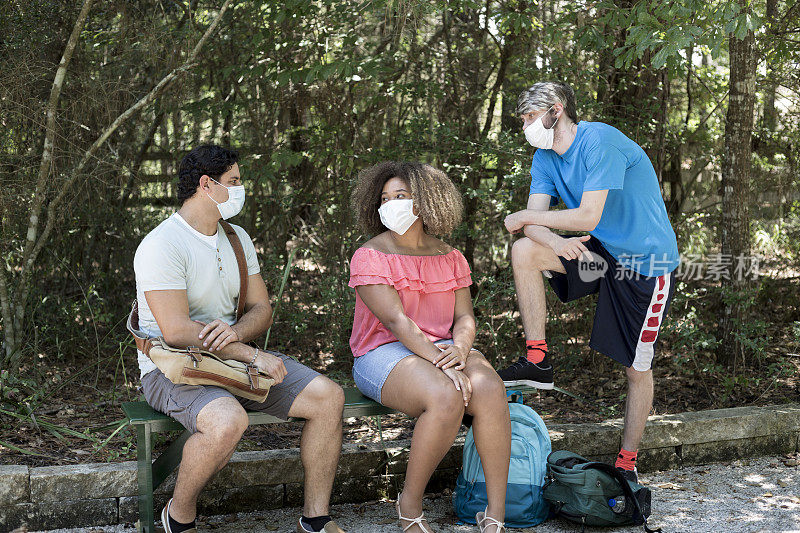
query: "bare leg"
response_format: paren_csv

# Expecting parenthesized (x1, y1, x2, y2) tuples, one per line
(622, 367, 653, 451)
(287, 376, 345, 517)
(381, 356, 466, 533)
(511, 237, 565, 340)
(169, 397, 249, 523)
(463, 352, 511, 528)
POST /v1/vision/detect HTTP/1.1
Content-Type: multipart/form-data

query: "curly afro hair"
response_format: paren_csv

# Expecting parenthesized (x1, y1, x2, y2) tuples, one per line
(177, 144, 239, 203)
(351, 161, 463, 236)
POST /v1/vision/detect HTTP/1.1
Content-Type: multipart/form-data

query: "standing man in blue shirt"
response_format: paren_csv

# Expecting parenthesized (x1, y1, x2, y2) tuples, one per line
(496, 81, 680, 481)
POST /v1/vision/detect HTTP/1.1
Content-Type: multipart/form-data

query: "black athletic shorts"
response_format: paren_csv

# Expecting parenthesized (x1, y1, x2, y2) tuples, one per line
(547, 235, 676, 370)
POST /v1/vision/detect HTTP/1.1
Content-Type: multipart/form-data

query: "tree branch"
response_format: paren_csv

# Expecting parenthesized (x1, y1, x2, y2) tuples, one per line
(13, 0, 234, 310)
(119, 110, 165, 207)
(21, 0, 95, 296)
(481, 46, 511, 138)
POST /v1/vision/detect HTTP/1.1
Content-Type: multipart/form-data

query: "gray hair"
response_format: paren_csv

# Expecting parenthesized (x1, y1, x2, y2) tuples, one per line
(516, 81, 579, 123)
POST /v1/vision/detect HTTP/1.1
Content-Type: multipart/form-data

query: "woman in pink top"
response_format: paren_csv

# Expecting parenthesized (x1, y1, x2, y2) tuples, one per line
(349, 162, 511, 533)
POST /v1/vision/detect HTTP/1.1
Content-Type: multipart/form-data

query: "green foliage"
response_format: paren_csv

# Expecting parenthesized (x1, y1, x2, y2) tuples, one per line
(2, 0, 799, 396)
(610, 0, 765, 70)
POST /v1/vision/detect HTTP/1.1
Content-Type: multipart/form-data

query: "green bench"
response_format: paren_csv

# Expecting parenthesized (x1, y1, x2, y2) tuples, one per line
(122, 384, 536, 533)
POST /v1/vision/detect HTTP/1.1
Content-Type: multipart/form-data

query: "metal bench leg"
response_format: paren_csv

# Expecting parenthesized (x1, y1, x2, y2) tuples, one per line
(136, 424, 154, 533)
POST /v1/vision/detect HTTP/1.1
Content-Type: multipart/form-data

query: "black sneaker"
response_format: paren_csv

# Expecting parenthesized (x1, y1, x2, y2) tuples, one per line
(497, 355, 554, 390)
(616, 466, 639, 484)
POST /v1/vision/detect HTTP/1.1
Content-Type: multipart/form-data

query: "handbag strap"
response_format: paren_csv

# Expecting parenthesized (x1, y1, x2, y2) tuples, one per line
(219, 220, 248, 322)
(128, 300, 153, 356)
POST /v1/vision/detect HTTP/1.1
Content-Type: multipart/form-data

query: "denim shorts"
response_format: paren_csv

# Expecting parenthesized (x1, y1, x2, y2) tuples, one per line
(353, 339, 453, 403)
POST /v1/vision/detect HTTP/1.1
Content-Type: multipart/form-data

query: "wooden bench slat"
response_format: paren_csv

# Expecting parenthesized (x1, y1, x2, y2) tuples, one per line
(123, 385, 537, 429)
(122, 387, 397, 430)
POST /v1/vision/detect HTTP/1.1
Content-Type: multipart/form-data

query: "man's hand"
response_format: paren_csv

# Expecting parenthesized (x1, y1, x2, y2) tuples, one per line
(504, 211, 529, 234)
(442, 367, 472, 406)
(550, 235, 591, 261)
(433, 343, 469, 370)
(198, 319, 240, 351)
(254, 351, 287, 384)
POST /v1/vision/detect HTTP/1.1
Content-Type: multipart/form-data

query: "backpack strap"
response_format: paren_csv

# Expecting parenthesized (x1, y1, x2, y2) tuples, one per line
(583, 463, 662, 533)
(219, 220, 248, 321)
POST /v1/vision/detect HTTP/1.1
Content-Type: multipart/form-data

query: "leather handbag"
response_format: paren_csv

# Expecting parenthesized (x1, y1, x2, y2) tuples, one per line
(127, 220, 274, 402)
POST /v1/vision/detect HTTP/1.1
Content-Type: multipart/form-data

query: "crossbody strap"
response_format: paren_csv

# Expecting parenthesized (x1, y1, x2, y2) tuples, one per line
(129, 222, 248, 356)
(219, 220, 248, 322)
(128, 300, 154, 356)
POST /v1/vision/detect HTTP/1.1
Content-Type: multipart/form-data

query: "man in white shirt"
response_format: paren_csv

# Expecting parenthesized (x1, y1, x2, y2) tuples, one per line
(134, 144, 346, 533)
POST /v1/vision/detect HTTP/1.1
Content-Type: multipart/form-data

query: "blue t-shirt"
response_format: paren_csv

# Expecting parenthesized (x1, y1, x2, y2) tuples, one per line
(529, 121, 679, 277)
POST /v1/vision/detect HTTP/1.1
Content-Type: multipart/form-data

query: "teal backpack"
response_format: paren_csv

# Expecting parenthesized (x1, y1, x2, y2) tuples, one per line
(453, 392, 550, 528)
(543, 450, 661, 532)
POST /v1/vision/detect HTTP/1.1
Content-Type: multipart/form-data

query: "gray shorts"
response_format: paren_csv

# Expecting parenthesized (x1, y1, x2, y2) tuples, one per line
(140, 352, 319, 433)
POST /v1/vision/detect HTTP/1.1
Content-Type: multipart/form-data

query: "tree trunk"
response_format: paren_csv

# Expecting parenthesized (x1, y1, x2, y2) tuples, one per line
(761, 0, 779, 133)
(1, 0, 95, 363)
(719, 13, 757, 368)
(1, 0, 233, 369)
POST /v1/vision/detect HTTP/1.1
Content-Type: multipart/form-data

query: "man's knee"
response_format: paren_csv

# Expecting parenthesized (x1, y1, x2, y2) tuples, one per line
(322, 378, 346, 415)
(197, 399, 248, 444)
(626, 366, 653, 385)
(297, 376, 345, 419)
(512, 237, 548, 270)
(213, 413, 248, 445)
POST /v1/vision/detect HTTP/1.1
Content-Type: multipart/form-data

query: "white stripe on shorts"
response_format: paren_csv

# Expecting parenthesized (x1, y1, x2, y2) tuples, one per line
(632, 273, 671, 371)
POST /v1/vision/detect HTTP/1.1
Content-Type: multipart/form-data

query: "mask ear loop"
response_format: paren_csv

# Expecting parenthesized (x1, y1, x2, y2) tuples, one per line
(546, 105, 559, 130)
(205, 177, 229, 206)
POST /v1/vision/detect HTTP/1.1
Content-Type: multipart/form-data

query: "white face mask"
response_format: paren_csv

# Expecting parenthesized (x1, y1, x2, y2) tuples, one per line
(207, 178, 245, 219)
(524, 106, 559, 150)
(378, 199, 418, 235)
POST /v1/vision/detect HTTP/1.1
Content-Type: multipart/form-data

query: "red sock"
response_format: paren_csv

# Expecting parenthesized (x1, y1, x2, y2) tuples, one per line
(615, 448, 638, 471)
(526, 340, 548, 364)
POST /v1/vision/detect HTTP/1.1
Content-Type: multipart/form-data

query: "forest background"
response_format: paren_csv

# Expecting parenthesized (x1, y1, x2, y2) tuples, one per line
(1, 0, 799, 465)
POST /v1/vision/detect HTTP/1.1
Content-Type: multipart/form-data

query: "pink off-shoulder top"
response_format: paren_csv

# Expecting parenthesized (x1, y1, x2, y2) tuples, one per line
(348, 247, 472, 357)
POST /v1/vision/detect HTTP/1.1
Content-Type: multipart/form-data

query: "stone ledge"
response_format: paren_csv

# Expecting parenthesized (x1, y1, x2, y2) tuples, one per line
(549, 420, 624, 456)
(635, 404, 800, 449)
(0, 465, 30, 506)
(680, 433, 798, 467)
(30, 461, 137, 503)
(0, 498, 118, 531)
(1, 402, 797, 531)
